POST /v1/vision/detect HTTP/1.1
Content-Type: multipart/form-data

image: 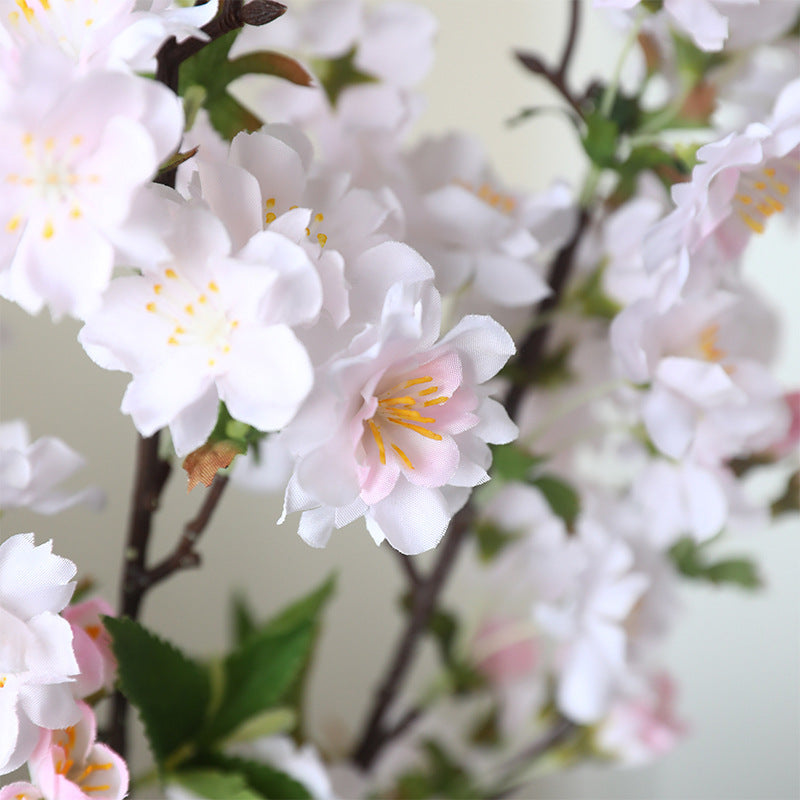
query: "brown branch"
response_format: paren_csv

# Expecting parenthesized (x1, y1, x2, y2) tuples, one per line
(515, 0, 584, 117)
(393, 549, 422, 589)
(143, 474, 230, 590)
(352, 205, 591, 770)
(352, 503, 475, 768)
(108, 433, 172, 755)
(503, 208, 589, 421)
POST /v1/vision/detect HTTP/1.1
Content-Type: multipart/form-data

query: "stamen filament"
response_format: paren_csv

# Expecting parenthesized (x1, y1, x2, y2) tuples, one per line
(386, 418, 442, 440)
(368, 420, 385, 465)
(392, 444, 414, 470)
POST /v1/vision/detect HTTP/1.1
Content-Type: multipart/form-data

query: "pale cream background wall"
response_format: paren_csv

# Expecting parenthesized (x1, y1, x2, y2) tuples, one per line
(1, 2, 798, 798)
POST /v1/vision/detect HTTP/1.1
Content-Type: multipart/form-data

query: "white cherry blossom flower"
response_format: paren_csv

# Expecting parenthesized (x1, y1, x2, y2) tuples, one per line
(0, 420, 103, 514)
(0, 533, 80, 776)
(79, 197, 320, 456)
(0, 0, 219, 73)
(535, 517, 649, 723)
(398, 132, 546, 307)
(0, 49, 183, 318)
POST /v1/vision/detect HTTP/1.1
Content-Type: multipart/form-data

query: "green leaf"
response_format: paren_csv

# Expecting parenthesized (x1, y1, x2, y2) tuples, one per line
(258, 574, 336, 638)
(474, 521, 521, 562)
(103, 617, 211, 767)
(231, 593, 259, 647)
(178, 30, 263, 139)
(169, 769, 262, 800)
(668, 538, 762, 589)
(531, 474, 580, 528)
(225, 707, 297, 745)
(200, 620, 315, 744)
(207, 755, 312, 800)
(581, 112, 619, 168)
(490, 444, 543, 483)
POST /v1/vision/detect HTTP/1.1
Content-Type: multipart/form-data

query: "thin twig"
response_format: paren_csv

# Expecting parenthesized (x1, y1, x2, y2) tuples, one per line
(143, 474, 230, 589)
(489, 717, 578, 800)
(352, 504, 475, 768)
(515, 0, 583, 117)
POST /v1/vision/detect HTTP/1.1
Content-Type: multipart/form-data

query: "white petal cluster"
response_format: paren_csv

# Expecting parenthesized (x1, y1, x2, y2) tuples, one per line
(0, 533, 80, 775)
(0, 420, 103, 514)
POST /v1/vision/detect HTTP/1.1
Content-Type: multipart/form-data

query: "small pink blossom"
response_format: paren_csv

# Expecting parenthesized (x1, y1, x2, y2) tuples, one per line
(472, 617, 539, 685)
(62, 598, 116, 700)
(596, 674, 687, 765)
(29, 702, 128, 800)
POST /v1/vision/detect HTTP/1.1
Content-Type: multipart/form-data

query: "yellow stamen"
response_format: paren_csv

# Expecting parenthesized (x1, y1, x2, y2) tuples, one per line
(174, 326, 185, 334)
(265, 212, 276, 224)
(738, 211, 765, 234)
(167, 336, 179, 345)
(184, 304, 194, 315)
(208, 281, 219, 292)
(145, 301, 156, 312)
(198, 294, 207, 304)
(6, 216, 21, 232)
(85, 624, 101, 640)
(75, 762, 112, 785)
(756, 202, 775, 216)
(735, 193, 752, 205)
(266, 197, 275, 208)
(419, 386, 438, 395)
(763, 167, 775, 177)
(317, 233, 327, 247)
(165, 268, 177, 279)
(403, 376, 432, 388)
(379, 396, 415, 407)
(15, 0, 34, 23)
(392, 444, 414, 470)
(42, 220, 54, 239)
(386, 418, 442, 440)
(424, 396, 449, 406)
(314, 212, 324, 223)
(70, 207, 81, 219)
(154, 284, 163, 294)
(84, 786, 111, 794)
(368, 420, 385, 465)
(387, 408, 436, 423)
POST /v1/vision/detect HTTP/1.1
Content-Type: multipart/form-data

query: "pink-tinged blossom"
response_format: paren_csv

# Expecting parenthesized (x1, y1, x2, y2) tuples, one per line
(79, 196, 320, 456)
(29, 701, 129, 800)
(0, 783, 43, 800)
(281, 264, 517, 555)
(62, 598, 116, 700)
(646, 78, 800, 269)
(0, 49, 183, 318)
(0, 534, 80, 776)
(0, 420, 103, 514)
(596, 674, 687, 766)
(768, 391, 800, 458)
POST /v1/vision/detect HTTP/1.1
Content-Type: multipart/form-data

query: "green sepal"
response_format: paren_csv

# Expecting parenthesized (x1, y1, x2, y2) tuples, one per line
(103, 616, 211, 768)
(581, 112, 619, 169)
(669, 537, 762, 589)
(310, 47, 376, 106)
(474, 520, 522, 563)
(531, 474, 581, 529)
(489, 443, 544, 483)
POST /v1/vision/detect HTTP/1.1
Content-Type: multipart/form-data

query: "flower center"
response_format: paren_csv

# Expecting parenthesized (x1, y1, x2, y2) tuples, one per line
(366, 374, 449, 470)
(264, 196, 328, 249)
(732, 158, 795, 235)
(145, 270, 239, 367)
(456, 179, 516, 215)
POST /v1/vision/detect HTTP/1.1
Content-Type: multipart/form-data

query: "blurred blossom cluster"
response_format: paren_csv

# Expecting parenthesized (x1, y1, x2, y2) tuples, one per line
(1, 0, 797, 797)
